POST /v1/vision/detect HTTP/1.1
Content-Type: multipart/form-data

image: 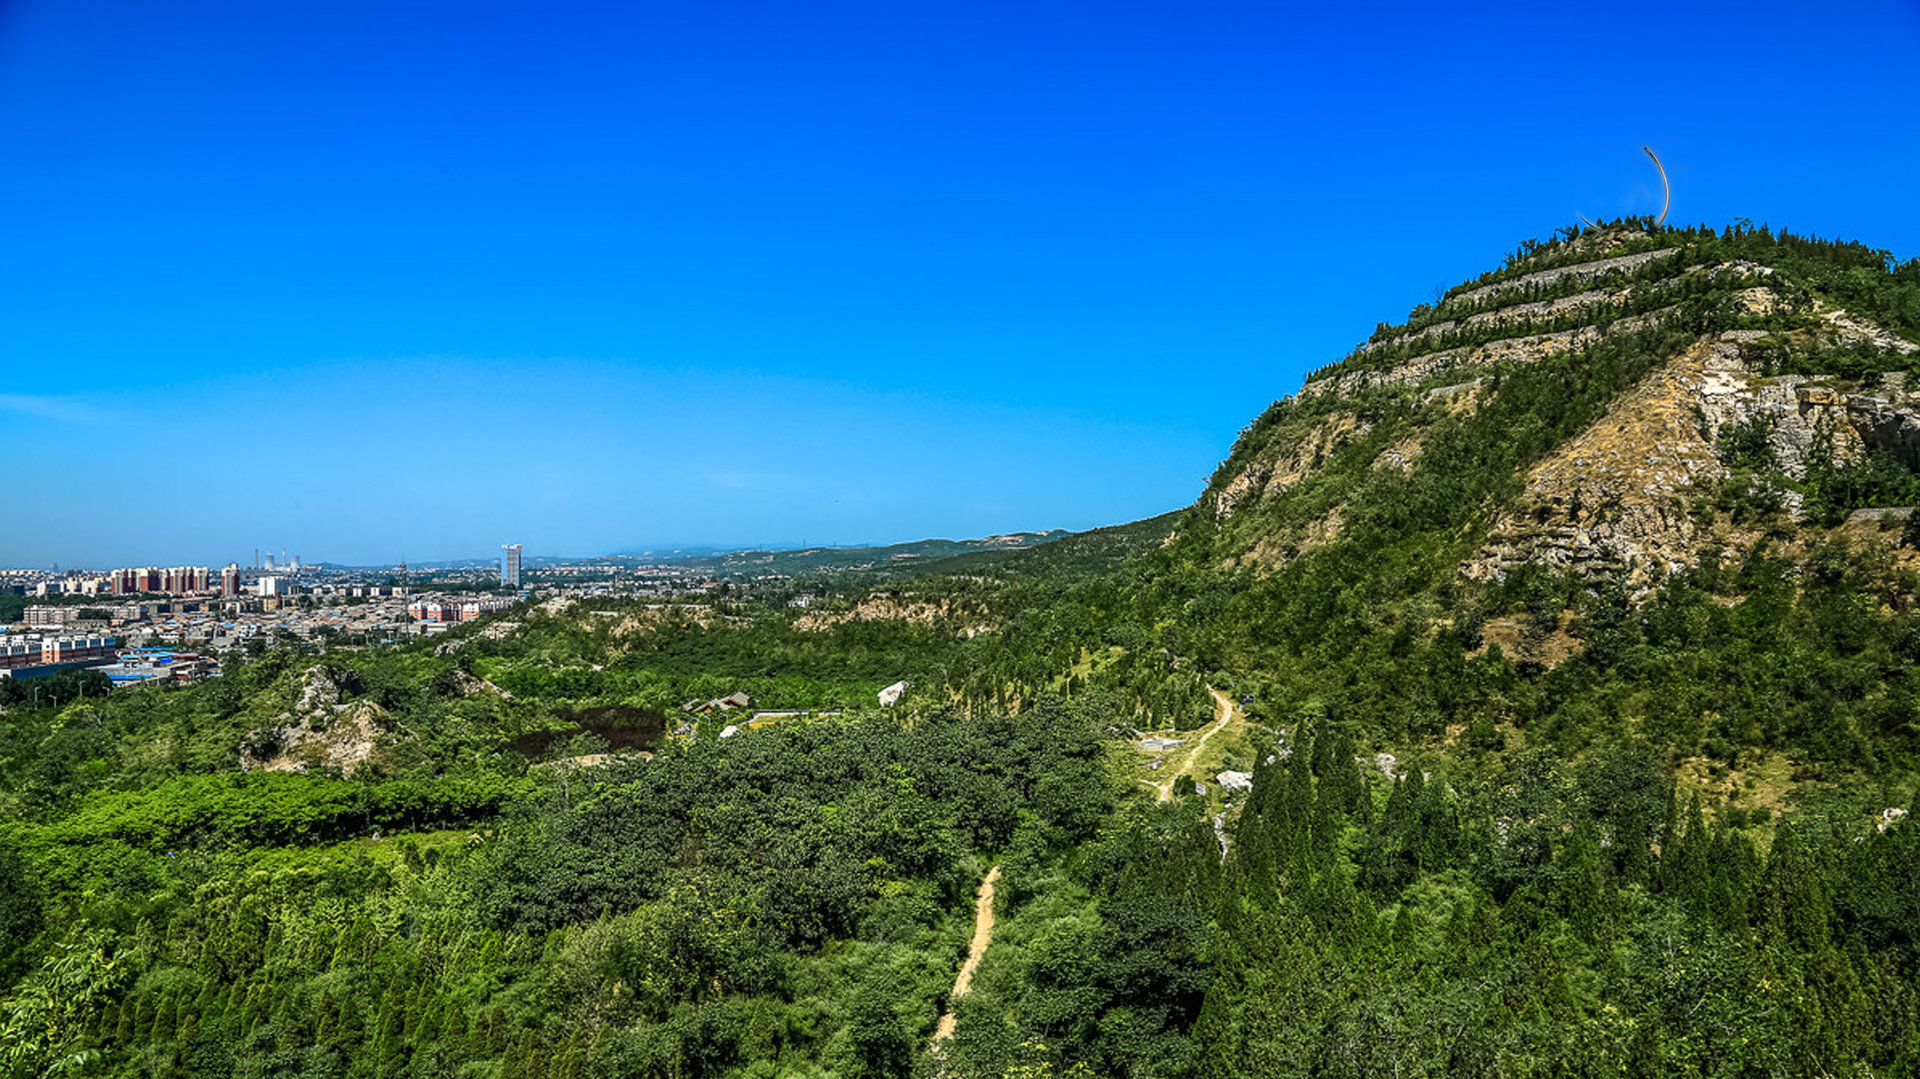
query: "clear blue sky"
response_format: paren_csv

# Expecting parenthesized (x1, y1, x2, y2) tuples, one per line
(3, 0, 1916, 567)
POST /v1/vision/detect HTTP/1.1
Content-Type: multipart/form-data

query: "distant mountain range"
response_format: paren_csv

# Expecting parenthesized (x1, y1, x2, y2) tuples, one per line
(614, 530, 1078, 577)
(310, 530, 1081, 576)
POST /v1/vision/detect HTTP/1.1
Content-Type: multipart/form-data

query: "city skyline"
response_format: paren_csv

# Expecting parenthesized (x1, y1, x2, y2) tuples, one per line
(3, 0, 1917, 566)
(0, 533, 1052, 575)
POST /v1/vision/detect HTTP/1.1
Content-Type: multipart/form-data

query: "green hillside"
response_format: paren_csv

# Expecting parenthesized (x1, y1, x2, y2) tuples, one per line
(896, 511, 1181, 583)
(5, 220, 1920, 1078)
(646, 531, 1077, 582)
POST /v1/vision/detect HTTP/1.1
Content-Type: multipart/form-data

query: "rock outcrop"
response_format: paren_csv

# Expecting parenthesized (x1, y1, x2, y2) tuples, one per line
(450, 669, 512, 699)
(1463, 334, 1920, 585)
(241, 664, 386, 775)
(794, 593, 995, 637)
(1212, 410, 1372, 520)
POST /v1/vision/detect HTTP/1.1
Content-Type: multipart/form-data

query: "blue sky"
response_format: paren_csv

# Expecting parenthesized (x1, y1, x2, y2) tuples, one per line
(3, 0, 1917, 567)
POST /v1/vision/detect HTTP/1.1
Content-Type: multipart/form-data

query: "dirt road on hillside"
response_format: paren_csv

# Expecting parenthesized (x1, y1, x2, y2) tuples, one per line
(932, 865, 1001, 1044)
(1155, 689, 1239, 802)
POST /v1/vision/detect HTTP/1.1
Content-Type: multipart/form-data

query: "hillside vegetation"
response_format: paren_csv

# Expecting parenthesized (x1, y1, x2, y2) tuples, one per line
(5, 219, 1920, 1078)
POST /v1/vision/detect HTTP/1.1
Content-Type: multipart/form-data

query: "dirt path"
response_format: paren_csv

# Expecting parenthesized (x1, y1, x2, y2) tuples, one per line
(1154, 689, 1239, 802)
(932, 865, 1001, 1044)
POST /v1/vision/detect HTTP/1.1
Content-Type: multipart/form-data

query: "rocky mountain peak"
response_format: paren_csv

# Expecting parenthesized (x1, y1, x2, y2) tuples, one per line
(1195, 224, 1920, 591)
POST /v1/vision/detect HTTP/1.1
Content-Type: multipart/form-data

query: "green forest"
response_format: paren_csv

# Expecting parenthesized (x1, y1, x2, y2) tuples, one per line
(5, 221, 1920, 1077)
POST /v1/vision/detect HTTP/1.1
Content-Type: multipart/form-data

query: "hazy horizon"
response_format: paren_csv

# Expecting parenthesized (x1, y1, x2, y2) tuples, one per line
(9, 521, 1113, 573)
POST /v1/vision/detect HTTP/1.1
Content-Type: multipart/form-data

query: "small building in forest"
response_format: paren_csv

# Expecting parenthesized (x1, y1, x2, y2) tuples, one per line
(686, 691, 752, 715)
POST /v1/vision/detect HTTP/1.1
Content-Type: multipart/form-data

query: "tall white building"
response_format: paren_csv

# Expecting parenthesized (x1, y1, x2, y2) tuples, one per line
(501, 544, 522, 588)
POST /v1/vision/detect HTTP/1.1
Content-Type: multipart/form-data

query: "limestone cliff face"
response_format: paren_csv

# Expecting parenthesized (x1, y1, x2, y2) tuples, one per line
(1464, 334, 1920, 585)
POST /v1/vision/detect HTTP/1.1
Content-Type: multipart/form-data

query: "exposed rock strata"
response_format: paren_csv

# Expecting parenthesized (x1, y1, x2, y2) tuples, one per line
(1447, 249, 1679, 308)
(794, 594, 995, 637)
(1212, 411, 1371, 520)
(242, 664, 387, 775)
(1464, 335, 1920, 585)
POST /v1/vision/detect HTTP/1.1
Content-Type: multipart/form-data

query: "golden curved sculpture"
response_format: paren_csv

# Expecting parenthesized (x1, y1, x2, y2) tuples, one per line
(1576, 145, 1671, 231)
(1644, 145, 1670, 226)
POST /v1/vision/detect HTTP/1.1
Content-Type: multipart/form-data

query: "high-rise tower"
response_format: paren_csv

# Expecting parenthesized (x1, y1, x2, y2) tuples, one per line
(501, 544, 522, 588)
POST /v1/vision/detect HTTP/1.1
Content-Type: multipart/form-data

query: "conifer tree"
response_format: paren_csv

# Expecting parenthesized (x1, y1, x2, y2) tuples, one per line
(1771, 820, 1839, 955)
(1616, 800, 1653, 886)
(1552, 820, 1613, 947)
(1664, 794, 1711, 919)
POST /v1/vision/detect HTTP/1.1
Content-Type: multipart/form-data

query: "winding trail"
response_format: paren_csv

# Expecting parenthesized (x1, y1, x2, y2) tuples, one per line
(932, 865, 1001, 1044)
(1154, 688, 1240, 802)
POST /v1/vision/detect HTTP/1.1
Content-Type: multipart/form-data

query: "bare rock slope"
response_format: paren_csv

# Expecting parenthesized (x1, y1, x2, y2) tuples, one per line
(241, 664, 387, 775)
